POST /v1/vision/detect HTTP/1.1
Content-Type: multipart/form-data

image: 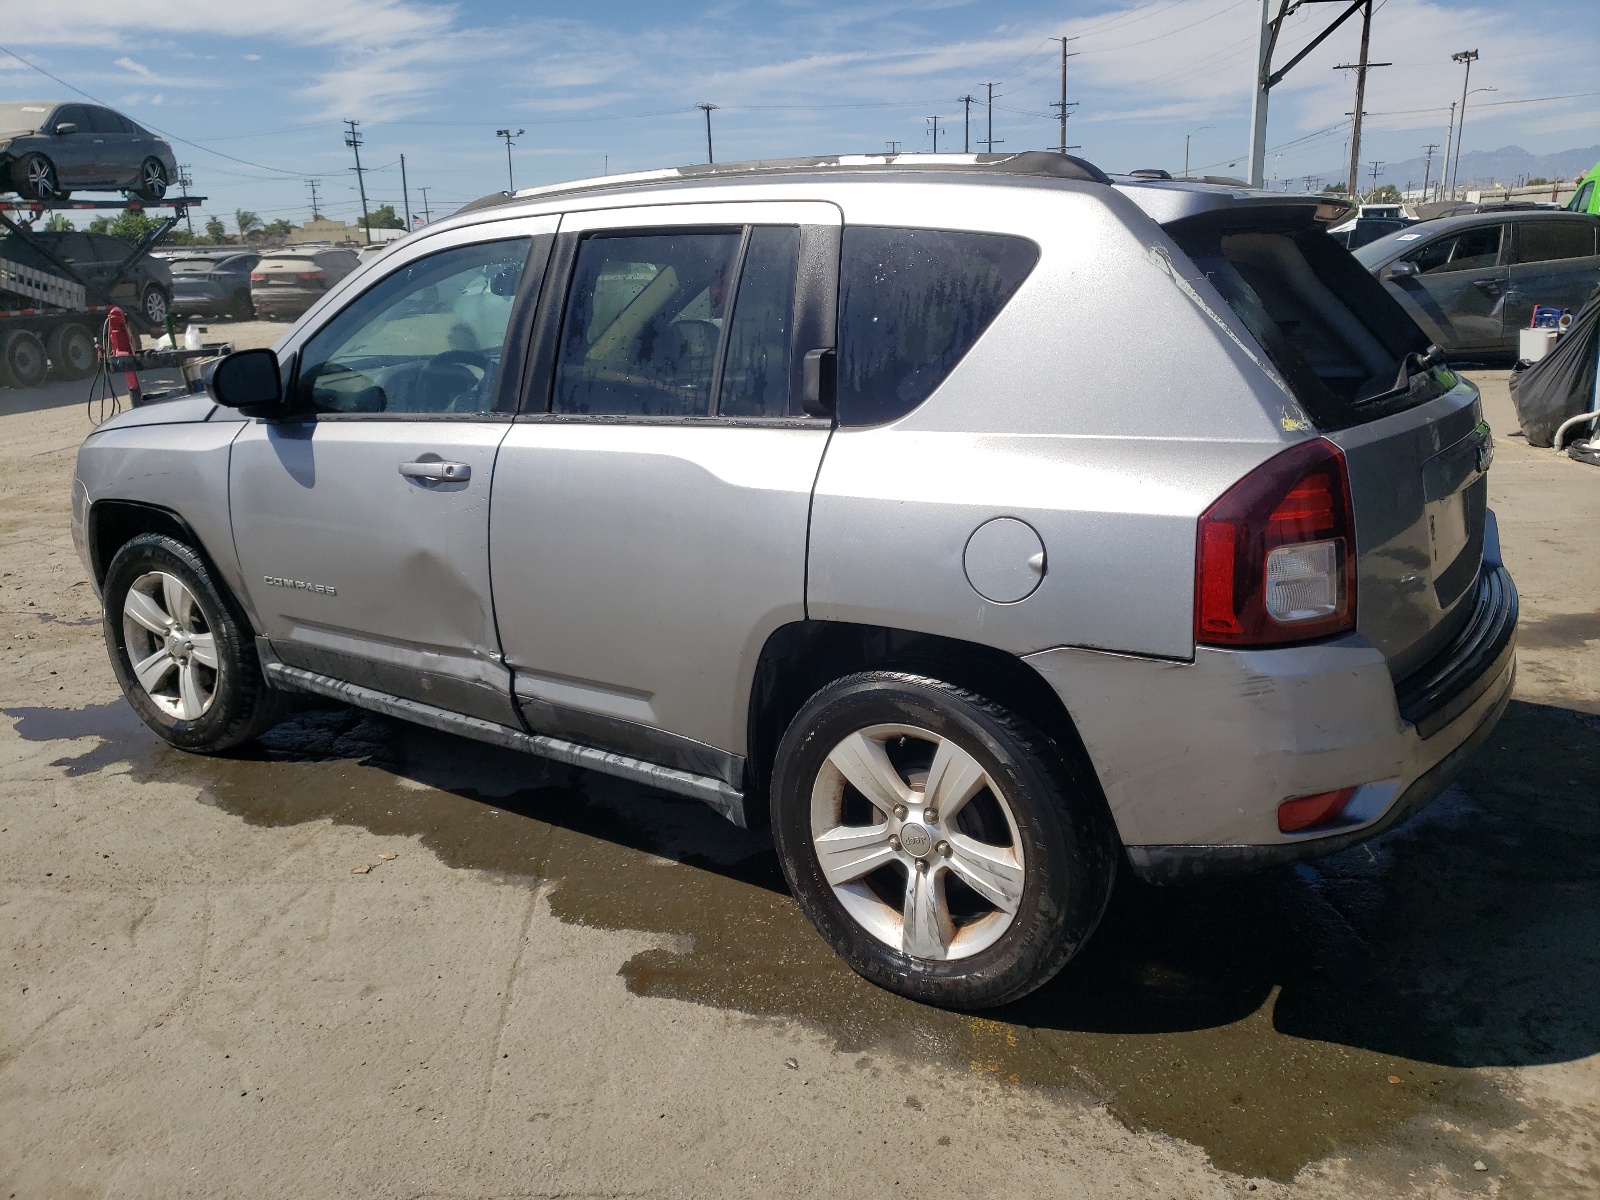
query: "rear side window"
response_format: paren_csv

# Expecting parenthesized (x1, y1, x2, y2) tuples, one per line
(720, 226, 800, 417)
(1514, 220, 1596, 264)
(836, 227, 1038, 427)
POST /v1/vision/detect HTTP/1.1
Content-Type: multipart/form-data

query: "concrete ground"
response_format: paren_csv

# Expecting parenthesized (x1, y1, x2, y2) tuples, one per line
(1, 349, 1597, 1198)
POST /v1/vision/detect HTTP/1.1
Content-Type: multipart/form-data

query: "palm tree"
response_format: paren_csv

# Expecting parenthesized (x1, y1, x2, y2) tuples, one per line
(235, 209, 264, 242)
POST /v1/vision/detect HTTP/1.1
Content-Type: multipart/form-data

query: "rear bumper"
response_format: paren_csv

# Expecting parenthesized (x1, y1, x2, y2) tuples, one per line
(171, 292, 229, 316)
(1025, 564, 1518, 883)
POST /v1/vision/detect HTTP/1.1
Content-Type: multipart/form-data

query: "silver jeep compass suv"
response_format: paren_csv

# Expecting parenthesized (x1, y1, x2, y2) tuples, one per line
(72, 153, 1516, 1009)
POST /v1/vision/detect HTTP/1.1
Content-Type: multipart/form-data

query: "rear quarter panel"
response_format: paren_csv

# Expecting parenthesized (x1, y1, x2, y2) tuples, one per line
(807, 181, 1303, 660)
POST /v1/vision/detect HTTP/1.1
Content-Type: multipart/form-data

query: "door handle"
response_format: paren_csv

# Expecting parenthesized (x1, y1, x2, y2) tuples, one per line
(399, 460, 471, 482)
(1472, 279, 1502, 295)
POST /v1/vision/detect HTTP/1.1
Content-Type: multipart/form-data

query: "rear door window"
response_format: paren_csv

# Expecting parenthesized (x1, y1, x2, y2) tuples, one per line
(1513, 220, 1597, 264)
(835, 227, 1038, 427)
(554, 230, 743, 416)
(719, 226, 800, 417)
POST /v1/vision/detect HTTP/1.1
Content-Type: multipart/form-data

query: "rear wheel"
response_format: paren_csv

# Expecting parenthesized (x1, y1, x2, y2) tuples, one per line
(14, 153, 67, 202)
(104, 533, 288, 752)
(47, 322, 97, 382)
(230, 290, 254, 320)
(133, 158, 169, 201)
(771, 671, 1117, 1009)
(1, 329, 49, 390)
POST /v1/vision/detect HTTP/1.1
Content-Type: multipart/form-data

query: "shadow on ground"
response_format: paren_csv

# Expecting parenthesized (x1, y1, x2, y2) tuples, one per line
(8, 695, 1597, 1180)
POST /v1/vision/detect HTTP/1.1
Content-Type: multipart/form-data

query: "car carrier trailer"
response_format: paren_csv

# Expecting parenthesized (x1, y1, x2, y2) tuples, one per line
(0, 194, 204, 389)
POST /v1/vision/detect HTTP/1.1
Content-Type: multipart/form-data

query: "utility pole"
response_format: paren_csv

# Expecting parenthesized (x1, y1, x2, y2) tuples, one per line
(1448, 50, 1479, 200)
(343, 118, 371, 245)
(979, 82, 1002, 153)
(1333, 1, 1390, 199)
(697, 103, 718, 164)
(958, 94, 976, 153)
(925, 115, 941, 152)
(177, 164, 194, 232)
(495, 128, 524, 192)
(1048, 37, 1079, 155)
(885, 140, 902, 154)
(1185, 125, 1214, 180)
(305, 177, 323, 222)
(1439, 102, 1457, 201)
(1249, 0, 1377, 189)
(399, 153, 412, 231)
(1367, 159, 1384, 199)
(1420, 143, 1438, 202)
(1302, 174, 1315, 193)
(418, 187, 432, 224)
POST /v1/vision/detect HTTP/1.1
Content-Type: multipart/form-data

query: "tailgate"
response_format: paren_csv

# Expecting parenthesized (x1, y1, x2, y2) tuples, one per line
(1154, 195, 1495, 675)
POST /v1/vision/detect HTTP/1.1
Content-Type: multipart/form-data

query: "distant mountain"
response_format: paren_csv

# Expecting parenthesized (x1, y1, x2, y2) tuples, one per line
(1314, 144, 1600, 191)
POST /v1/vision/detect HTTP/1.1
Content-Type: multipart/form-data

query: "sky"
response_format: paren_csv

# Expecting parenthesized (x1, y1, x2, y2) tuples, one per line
(3, 0, 1597, 233)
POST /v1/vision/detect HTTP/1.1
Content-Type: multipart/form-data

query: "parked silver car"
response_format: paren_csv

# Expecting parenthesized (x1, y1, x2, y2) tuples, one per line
(71, 154, 1516, 1008)
(0, 100, 178, 202)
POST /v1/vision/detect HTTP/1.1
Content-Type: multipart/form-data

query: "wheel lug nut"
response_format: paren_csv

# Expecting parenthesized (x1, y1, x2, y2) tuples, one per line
(936, 841, 951, 857)
(888, 836, 901, 852)
(893, 805, 907, 819)
(915, 859, 929, 873)
(923, 808, 938, 823)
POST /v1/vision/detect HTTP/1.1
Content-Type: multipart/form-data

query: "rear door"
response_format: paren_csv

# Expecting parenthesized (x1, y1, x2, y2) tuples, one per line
(1384, 222, 1509, 354)
(489, 201, 838, 782)
(1504, 216, 1600, 331)
(86, 107, 133, 185)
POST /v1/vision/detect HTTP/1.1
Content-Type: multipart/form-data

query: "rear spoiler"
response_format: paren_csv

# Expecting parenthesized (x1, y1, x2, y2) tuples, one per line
(1111, 179, 1356, 228)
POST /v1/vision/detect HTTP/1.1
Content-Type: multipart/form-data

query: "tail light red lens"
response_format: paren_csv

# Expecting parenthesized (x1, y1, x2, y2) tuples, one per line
(1196, 437, 1356, 647)
(1278, 786, 1358, 833)
(249, 273, 266, 282)
(295, 271, 326, 285)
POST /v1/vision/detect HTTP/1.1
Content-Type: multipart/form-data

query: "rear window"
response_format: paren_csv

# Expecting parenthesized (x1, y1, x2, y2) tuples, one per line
(836, 227, 1038, 426)
(1172, 221, 1444, 428)
(171, 258, 220, 272)
(1514, 220, 1597, 264)
(261, 256, 316, 270)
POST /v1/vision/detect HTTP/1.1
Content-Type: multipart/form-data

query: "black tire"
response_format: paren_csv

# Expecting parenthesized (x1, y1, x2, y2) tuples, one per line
(13, 152, 66, 202)
(230, 290, 254, 320)
(104, 533, 288, 753)
(134, 157, 169, 201)
(2, 328, 49, 389)
(771, 671, 1116, 1010)
(140, 285, 170, 331)
(47, 322, 97, 382)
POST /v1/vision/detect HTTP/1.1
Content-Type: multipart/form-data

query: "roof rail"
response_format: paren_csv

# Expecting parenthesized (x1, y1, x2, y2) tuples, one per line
(452, 150, 1111, 216)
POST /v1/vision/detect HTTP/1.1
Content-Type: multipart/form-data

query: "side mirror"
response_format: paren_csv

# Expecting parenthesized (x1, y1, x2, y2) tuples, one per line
(1388, 260, 1419, 280)
(210, 348, 284, 416)
(801, 348, 836, 418)
(53, 122, 78, 135)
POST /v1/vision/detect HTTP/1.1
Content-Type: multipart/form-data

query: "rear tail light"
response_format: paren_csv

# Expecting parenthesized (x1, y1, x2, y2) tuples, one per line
(250, 272, 266, 282)
(296, 271, 326, 285)
(1278, 786, 1358, 833)
(1196, 437, 1356, 647)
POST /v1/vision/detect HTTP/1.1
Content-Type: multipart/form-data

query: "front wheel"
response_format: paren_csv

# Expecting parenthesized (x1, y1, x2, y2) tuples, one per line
(771, 672, 1116, 1009)
(14, 153, 66, 201)
(134, 157, 169, 201)
(140, 285, 170, 330)
(104, 533, 288, 752)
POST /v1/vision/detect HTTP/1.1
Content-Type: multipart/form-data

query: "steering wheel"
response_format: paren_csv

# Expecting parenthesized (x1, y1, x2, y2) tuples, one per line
(416, 348, 490, 413)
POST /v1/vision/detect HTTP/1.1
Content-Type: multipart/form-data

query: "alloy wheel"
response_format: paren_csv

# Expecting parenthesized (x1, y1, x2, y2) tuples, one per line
(140, 159, 168, 199)
(143, 287, 169, 328)
(24, 155, 58, 200)
(121, 571, 219, 721)
(810, 723, 1025, 961)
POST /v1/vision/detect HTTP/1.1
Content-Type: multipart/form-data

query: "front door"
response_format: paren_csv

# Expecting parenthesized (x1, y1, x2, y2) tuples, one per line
(490, 202, 839, 780)
(230, 218, 555, 725)
(1386, 222, 1508, 354)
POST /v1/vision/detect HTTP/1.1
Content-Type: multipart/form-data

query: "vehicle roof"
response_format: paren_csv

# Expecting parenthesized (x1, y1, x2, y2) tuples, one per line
(443, 151, 1352, 231)
(1354, 208, 1600, 265)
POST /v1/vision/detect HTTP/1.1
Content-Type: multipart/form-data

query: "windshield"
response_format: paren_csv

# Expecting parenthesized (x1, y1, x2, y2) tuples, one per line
(0, 102, 51, 135)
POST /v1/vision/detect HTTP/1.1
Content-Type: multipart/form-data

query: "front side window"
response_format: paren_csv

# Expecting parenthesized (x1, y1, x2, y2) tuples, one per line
(836, 227, 1039, 427)
(1566, 181, 1594, 213)
(293, 237, 530, 416)
(554, 231, 742, 416)
(1514, 220, 1596, 264)
(1413, 225, 1502, 274)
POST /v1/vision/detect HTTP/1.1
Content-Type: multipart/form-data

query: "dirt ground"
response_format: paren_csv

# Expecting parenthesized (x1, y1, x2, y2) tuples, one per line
(2, 344, 1597, 1198)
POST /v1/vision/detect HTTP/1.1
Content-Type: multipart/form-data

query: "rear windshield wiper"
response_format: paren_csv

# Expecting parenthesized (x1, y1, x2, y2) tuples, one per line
(1351, 344, 1449, 409)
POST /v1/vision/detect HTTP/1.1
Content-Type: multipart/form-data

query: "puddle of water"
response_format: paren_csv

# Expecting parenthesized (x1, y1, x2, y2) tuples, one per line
(8, 696, 1594, 1181)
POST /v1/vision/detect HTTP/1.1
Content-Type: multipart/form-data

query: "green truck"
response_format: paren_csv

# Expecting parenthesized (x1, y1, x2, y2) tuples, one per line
(1568, 161, 1600, 214)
